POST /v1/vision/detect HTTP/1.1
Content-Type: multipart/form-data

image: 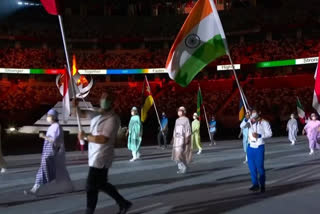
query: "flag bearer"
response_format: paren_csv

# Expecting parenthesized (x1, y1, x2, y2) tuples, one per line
(241, 109, 272, 193)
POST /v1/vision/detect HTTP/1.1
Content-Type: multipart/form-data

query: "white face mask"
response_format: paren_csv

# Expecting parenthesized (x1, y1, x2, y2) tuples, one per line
(131, 111, 135, 116)
(178, 111, 183, 117)
(46, 116, 53, 124)
(251, 112, 258, 119)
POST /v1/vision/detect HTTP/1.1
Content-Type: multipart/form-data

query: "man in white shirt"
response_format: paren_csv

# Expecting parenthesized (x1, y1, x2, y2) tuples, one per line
(78, 93, 132, 214)
(240, 109, 272, 193)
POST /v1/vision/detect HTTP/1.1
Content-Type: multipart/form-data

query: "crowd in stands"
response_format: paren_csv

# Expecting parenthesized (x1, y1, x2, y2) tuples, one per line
(0, 81, 59, 111)
(0, 37, 319, 69)
(217, 39, 320, 65)
(0, 74, 314, 124)
(223, 86, 313, 117)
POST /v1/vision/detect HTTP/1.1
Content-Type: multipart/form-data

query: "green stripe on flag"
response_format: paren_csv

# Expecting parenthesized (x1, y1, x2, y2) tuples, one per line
(175, 35, 226, 87)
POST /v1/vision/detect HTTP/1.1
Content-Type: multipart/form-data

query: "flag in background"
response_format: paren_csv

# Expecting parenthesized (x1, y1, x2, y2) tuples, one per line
(40, 0, 61, 15)
(197, 87, 203, 117)
(239, 98, 245, 121)
(312, 53, 320, 115)
(166, 0, 227, 87)
(297, 97, 305, 124)
(141, 77, 154, 123)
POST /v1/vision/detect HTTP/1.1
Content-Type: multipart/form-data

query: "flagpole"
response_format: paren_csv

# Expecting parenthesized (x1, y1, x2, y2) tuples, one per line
(145, 75, 164, 135)
(58, 15, 83, 132)
(198, 85, 212, 143)
(209, 0, 249, 112)
(198, 83, 212, 142)
(240, 86, 249, 109)
(226, 54, 249, 112)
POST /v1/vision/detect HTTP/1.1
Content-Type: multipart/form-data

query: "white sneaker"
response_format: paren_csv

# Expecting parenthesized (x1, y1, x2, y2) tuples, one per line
(177, 169, 187, 174)
(243, 160, 247, 164)
(0, 168, 6, 173)
(24, 184, 40, 195)
(136, 152, 141, 159)
(309, 151, 314, 155)
(129, 158, 136, 162)
(197, 150, 202, 155)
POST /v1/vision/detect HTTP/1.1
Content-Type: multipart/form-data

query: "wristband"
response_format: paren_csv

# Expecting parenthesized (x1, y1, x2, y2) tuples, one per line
(84, 136, 88, 141)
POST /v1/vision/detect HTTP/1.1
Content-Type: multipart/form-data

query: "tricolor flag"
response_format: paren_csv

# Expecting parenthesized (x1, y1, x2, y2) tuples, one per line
(40, 0, 61, 15)
(166, 0, 227, 87)
(62, 70, 70, 123)
(312, 53, 320, 115)
(239, 98, 245, 121)
(197, 87, 203, 117)
(297, 97, 305, 124)
(141, 77, 154, 123)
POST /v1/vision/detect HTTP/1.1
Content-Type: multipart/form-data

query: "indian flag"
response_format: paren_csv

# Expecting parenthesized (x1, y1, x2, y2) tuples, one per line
(166, 0, 227, 87)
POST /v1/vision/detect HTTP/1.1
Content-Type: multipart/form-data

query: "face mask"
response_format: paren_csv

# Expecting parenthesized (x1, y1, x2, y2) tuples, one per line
(178, 111, 183, 117)
(100, 98, 111, 110)
(290, 115, 294, 119)
(47, 116, 53, 124)
(251, 112, 258, 119)
(131, 111, 135, 116)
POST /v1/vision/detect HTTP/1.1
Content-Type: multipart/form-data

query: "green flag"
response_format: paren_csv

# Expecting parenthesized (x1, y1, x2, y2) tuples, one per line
(197, 87, 203, 117)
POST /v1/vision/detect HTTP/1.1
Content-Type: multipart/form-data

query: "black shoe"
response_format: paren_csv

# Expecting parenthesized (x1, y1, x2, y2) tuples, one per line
(249, 185, 260, 191)
(260, 186, 265, 193)
(85, 208, 94, 214)
(118, 201, 132, 214)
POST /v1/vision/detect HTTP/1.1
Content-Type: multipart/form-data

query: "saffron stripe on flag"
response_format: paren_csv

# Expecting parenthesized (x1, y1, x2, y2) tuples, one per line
(166, 0, 213, 65)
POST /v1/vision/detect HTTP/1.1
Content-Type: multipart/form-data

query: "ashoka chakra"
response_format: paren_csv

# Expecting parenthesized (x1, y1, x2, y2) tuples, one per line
(185, 34, 201, 49)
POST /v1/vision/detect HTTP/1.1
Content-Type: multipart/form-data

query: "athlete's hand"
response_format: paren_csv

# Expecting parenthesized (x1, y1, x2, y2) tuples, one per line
(252, 132, 259, 138)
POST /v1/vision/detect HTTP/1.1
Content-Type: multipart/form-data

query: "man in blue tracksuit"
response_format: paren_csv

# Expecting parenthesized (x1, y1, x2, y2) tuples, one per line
(241, 109, 272, 193)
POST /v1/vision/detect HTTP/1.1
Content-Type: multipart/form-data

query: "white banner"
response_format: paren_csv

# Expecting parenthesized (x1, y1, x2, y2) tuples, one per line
(217, 64, 241, 71)
(0, 68, 29, 74)
(78, 69, 106, 75)
(295, 57, 319, 65)
(147, 68, 167, 73)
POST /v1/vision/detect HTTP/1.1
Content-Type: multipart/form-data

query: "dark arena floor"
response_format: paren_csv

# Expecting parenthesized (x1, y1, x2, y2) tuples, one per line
(1, 136, 320, 214)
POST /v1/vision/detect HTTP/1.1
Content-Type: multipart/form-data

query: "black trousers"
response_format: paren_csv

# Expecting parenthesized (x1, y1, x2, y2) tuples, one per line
(157, 131, 168, 147)
(86, 167, 126, 214)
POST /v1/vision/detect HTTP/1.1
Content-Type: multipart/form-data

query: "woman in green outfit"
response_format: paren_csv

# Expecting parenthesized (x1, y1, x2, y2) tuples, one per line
(192, 113, 202, 155)
(127, 107, 142, 162)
